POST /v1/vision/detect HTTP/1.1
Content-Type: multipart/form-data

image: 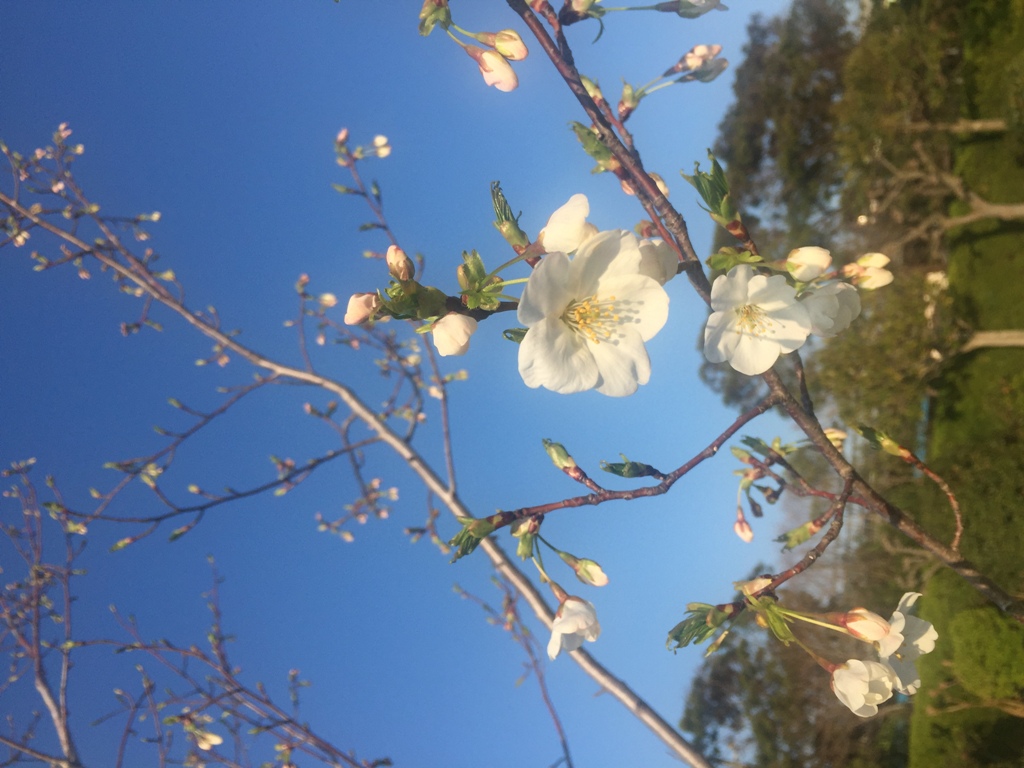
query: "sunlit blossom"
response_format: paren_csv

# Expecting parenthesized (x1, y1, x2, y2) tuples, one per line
(703, 264, 811, 375)
(798, 282, 861, 337)
(547, 597, 601, 660)
(464, 45, 518, 92)
(879, 592, 938, 694)
(832, 659, 897, 717)
(431, 312, 477, 356)
(517, 229, 669, 396)
(537, 193, 597, 254)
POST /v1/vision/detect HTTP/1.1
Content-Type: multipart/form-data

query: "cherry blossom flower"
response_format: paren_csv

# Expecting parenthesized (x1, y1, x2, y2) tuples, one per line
(547, 597, 601, 660)
(831, 659, 897, 717)
(537, 193, 597, 254)
(786, 246, 832, 282)
(798, 282, 861, 337)
(703, 264, 811, 375)
(464, 45, 518, 92)
(879, 591, 938, 694)
(431, 313, 477, 356)
(344, 293, 381, 325)
(842, 252, 893, 289)
(517, 230, 669, 396)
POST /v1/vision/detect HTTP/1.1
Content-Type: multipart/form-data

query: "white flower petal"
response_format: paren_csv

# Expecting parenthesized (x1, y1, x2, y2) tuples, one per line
(518, 317, 599, 393)
(538, 194, 597, 254)
(518, 252, 573, 326)
(766, 302, 813, 354)
(573, 230, 642, 294)
(547, 598, 601, 660)
(703, 310, 740, 364)
(598, 273, 670, 341)
(590, 328, 650, 396)
(710, 264, 754, 311)
(729, 328, 784, 375)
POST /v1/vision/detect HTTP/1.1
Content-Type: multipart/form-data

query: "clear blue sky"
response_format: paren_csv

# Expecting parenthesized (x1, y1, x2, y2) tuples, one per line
(0, 2, 801, 766)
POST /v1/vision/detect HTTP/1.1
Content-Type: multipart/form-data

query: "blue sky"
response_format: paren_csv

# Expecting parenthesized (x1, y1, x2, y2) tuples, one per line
(0, 2, 809, 766)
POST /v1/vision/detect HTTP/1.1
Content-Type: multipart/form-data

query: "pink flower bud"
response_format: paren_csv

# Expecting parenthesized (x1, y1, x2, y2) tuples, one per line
(385, 244, 415, 281)
(842, 608, 891, 642)
(734, 509, 754, 542)
(464, 45, 518, 92)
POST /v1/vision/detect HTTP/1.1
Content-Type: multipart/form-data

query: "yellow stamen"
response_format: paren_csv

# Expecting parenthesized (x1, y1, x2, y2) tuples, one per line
(735, 304, 775, 337)
(563, 293, 631, 344)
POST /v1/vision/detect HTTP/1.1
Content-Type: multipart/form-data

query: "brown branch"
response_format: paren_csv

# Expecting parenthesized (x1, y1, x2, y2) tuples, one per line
(762, 367, 1024, 623)
(506, 0, 711, 303)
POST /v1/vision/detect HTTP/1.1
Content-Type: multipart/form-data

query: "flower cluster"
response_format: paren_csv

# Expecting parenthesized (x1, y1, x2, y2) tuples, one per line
(703, 245, 892, 376)
(830, 592, 938, 716)
(418, 0, 528, 92)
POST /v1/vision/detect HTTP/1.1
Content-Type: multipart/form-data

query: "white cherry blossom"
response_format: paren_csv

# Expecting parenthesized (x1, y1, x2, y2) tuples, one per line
(832, 659, 898, 717)
(517, 229, 669, 396)
(547, 597, 601, 660)
(703, 265, 811, 375)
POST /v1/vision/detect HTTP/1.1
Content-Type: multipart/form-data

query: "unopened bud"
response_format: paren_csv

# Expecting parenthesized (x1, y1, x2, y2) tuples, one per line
(386, 244, 415, 281)
(542, 439, 576, 470)
(485, 29, 528, 61)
